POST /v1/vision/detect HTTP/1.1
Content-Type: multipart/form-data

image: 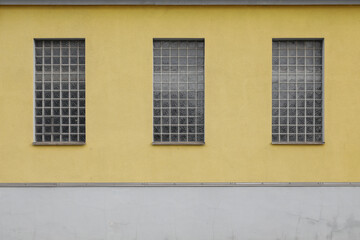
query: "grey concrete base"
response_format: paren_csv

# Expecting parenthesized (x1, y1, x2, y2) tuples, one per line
(0, 187, 360, 240)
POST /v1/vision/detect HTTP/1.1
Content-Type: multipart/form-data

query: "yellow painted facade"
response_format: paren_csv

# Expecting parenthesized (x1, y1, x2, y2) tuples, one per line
(0, 6, 360, 182)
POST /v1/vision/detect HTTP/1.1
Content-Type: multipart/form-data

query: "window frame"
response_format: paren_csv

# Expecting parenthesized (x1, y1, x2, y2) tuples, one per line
(271, 38, 325, 145)
(152, 38, 205, 146)
(33, 38, 86, 146)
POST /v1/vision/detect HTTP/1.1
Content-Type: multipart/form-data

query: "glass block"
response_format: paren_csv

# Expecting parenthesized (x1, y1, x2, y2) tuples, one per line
(289, 109, 296, 116)
(53, 108, 60, 115)
(272, 100, 279, 108)
(297, 66, 305, 73)
(171, 117, 178, 124)
(197, 117, 205, 124)
(162, 117, 169, 124)
(297, 134, 305, 142)
(272, 42, 279, 49)
(298, 126, 305, 133)
(36, 117, 42, 124)
(188, 117, 195, 124)
(62, 48, 69, 56)
(62, 135, 69, 142)
(62, 109, 69, 115)
(280, 66, 287, 73)
(289, 135, 296, 142)
(280, 57, 287, 64)
(35, 135, 43, 142)
(297, 57, 305, 65)
(61, 100, 69, 107)
(273, 49, 279, 56)
(154, 135, 161, 141)
(154, 117, 161, 124)
(315, 117, 322, 124)
(280, 109, 287, 116)
(53, 126, 60, 133)
(289, 117, 296, 124)
(35, 41, 43, 47)
(315, 134, 322, 142)
(280, 135, 287, 142)
(44, 48, 51, 55)
(162, 126, 169, 133)
(162, 83, 169, 91)
(153, 109, 161, 116)
(306, 134, 314, 142)
(279, 125, 288, 134)
(272, 117, 279, 125)
(61, 118, 69, 124)
(289, 100, 296, 107)
(315, 126, 322, 133)
(70, 135, 78, 142)
(280, 117, 287, 124)
(306, 49, 313, 56)
(197, 134, 204, 142)
(44, 126, 52, 133)
(279, 48, 287, 56)
(297, 74, 305, 82)
(197, 126, 204, 133)
(289, 92, 296, 99)
(276, 92, 285, 100)
(188, 109, 196, 116)
(53, 48, 60, 56)
(178, 134, 186, 142)
(171, 134, 178, 142)
(79, 108, 85, 115)
(306, 117, 314, 124)
(179, 126, 187, 133)
(306, 126, 314, 133)
(315, 100, 322, 108)
(162, 92, 169, 99)
(315, 108, 322, 116)
(306, 100, 314, 107)
(298, 117, 305, 124)
(272, 126, 279, 133)
(44, 135, 51, 142)
(272, 134, 279, 142)
(279, 83, 287, 91)
(305, 41, 314, 48)
(188, 135, 196, 142)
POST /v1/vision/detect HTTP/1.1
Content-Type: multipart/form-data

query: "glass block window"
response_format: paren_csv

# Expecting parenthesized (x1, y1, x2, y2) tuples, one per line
(272, 40, 323, 144)
(153, 39, 205, 143)
(34, 39, 85, 143)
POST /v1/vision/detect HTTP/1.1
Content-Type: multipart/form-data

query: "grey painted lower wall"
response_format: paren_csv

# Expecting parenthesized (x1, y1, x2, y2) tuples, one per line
(0, 187, 360, 240)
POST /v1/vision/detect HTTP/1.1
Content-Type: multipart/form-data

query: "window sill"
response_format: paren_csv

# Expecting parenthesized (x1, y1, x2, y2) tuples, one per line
(152, 142, 205, 146)
(272, 142, 324, 145)
(33, 142, 86, 146)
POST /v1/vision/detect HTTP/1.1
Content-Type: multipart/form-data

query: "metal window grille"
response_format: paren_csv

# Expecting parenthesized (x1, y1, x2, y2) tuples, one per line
(34, 39, 85, 143)
(153, 39, 205, 143)
(272, 40, 323, 144)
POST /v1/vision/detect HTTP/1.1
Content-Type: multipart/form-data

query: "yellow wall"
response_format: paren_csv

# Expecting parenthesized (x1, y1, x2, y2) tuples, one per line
(0, 6, 360, 182)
